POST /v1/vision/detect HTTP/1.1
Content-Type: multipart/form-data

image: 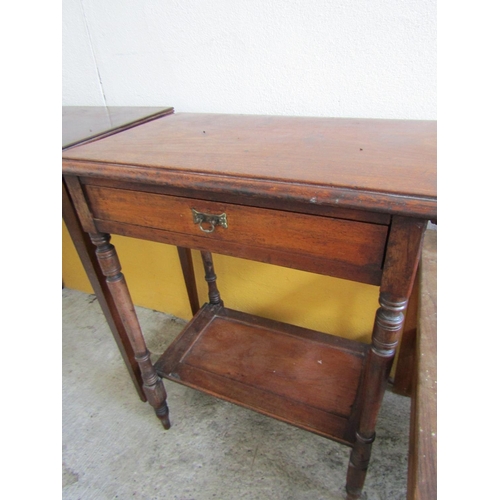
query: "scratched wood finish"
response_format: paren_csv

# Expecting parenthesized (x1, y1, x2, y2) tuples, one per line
(407, 229, 437, 500)
(79, 176, 392, 225)
(63, 113, 437, 219)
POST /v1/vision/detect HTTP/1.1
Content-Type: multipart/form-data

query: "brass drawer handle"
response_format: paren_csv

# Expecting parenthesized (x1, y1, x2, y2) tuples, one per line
(191, 209, 228, 233)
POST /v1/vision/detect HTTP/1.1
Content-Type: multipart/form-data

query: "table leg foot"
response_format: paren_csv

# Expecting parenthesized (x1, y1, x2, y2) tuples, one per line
(345, 431, 374, 499)
(345, 492, 361, 500)
(155, 403, 171, 430)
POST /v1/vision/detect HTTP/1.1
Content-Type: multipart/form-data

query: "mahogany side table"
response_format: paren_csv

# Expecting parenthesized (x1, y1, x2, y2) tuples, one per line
(62, 112, 437, 499)
(63, 106, 200, 400)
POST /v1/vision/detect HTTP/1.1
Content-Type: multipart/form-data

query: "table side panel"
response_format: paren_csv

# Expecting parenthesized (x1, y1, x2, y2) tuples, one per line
(175, 363, 354, 444)
(408, 229, 437, 500)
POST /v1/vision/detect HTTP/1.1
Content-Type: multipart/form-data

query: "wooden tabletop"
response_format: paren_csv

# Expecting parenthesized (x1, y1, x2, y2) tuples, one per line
(62, 106, 174, 149)
(63, 113, 436, 219)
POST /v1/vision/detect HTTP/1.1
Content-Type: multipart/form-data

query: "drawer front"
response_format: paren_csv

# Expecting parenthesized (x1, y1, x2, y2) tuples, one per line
(84, 184, 388, 276)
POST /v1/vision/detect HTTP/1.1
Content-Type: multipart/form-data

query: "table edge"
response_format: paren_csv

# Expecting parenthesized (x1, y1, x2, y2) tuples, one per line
(62, 107, 174, 151)
(62, 158, 436, 220)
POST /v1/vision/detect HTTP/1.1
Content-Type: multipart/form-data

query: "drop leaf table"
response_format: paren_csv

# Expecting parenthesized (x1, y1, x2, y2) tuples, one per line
(63, 106, 201, 400)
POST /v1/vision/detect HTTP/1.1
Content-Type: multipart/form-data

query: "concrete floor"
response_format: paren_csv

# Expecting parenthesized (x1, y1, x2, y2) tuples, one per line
(62, 288, 411, 500)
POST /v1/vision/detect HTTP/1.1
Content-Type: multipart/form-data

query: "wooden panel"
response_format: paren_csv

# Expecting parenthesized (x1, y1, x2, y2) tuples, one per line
(184, 317, 361, 416)
(408, 229, 437, 500)
(175, 363, 353, 444)
(155, 305, 368, 444)
(84, 185, 388, 271)
(392, 279, 419, 396)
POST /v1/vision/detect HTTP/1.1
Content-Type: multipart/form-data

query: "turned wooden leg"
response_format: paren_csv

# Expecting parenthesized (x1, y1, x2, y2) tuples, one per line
(90, 232, 171, 430)
(345, 216, 426, 499)
(346, 294, 407, 498)
(200, 251, 223, 306)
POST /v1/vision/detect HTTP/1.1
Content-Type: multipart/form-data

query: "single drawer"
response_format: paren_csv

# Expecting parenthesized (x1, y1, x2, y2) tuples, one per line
(84, 184, 388, 281)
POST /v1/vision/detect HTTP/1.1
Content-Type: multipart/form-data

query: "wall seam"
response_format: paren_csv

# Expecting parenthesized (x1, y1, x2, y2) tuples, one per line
(80, 0, 108, 107)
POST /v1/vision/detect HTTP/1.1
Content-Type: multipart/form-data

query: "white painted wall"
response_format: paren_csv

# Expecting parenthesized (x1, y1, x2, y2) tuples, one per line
(63, 0, 436, 119)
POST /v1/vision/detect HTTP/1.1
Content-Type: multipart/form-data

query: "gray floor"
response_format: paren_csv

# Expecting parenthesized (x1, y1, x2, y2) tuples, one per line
(62, 288, 411, 500)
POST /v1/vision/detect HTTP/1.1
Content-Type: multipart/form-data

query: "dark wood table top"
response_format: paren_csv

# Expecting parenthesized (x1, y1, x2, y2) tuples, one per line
(62, 106, 174, 149)
(62, 113, 436, 219)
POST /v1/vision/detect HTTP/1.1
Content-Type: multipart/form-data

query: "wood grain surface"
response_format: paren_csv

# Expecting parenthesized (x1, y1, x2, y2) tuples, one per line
(155, 304, 369, 444)
(63, 113, 437, 218)
(83, 184, 388, 271)
(62, 111, 437, 499)
(408, 229, 437, 500)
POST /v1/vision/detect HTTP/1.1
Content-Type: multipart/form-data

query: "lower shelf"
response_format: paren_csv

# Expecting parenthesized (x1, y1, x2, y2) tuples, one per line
(154, 304, 368, 444)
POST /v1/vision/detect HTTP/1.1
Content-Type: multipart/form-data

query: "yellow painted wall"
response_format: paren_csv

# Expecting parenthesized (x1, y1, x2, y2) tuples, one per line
(63, 222, 380, 344)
